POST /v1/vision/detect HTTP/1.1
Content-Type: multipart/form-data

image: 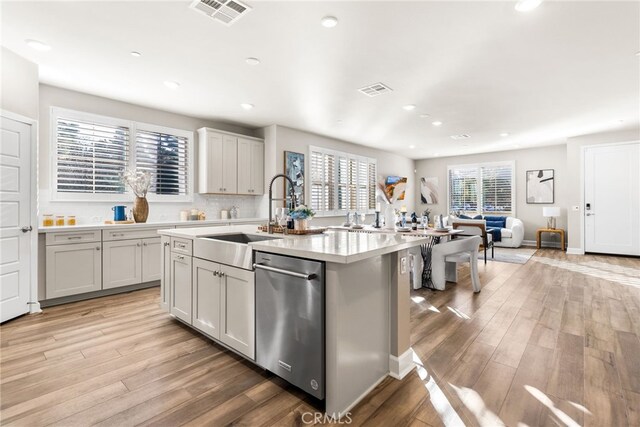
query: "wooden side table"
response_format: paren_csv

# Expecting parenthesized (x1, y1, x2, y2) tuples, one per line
(536, 228, 566, 251)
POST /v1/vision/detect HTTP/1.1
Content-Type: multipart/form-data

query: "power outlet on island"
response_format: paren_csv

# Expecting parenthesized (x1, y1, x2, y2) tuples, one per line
(400, 257, 407, 274)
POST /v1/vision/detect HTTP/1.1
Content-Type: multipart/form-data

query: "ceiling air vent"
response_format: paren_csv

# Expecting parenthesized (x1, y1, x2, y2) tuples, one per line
(450, 134, 471, 140)
(190, 0, 251, 26)
(358, 82, 393, 97)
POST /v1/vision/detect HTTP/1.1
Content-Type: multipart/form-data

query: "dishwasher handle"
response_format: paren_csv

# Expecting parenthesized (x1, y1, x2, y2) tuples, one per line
(253, 263, 317, 280)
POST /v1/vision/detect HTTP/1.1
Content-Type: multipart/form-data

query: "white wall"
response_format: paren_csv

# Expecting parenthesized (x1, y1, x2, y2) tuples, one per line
(39, 84, 264, 224)
(414, 145, 567, 244)
(565, 127, 640, 251)
(265, 125, 416, 226)
(1, 47, 39, 120)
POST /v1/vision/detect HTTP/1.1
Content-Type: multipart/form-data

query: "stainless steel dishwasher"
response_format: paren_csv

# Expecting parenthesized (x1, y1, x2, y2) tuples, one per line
(254, 252, 325, 400)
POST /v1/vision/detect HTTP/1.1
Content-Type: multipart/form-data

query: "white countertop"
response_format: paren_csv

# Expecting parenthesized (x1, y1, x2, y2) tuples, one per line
(159, 224, 432, 264)
(38, 218, 267, 233)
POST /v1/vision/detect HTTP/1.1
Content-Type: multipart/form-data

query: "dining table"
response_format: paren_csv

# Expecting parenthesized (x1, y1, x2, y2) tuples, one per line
(329, 225, 464, 289)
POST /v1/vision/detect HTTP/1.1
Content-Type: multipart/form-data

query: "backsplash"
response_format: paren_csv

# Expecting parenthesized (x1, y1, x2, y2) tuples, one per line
(38, 189, 267, 225)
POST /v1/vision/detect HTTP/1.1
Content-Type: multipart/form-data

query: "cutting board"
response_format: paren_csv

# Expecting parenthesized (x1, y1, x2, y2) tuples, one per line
(104, 220, 136, 224)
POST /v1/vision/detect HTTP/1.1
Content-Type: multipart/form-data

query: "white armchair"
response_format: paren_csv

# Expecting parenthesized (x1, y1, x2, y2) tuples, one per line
(431, 236, 482, 292)
(495, 217, 524, 248)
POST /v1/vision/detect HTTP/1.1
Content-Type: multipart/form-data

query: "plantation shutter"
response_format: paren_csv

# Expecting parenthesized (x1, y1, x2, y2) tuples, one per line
(337, 156, 349, 211)
(55, 117, 129, 194)
(356, 159, 368, 211)
(481, 164, 513, 214)
(368, 160, 377, 210)
(310, 150, 335, 212)
(449, 166, 479, 214)
(135, 129, 189, 195)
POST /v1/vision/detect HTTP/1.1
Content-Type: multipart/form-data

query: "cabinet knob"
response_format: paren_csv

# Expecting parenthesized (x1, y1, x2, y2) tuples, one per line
(219, 271, 225, 277)
(213, 271, 219, 276)
(96, 246, 101, 251)
(143, 242, 147, 246)
(223, 188, 227, 191)
(137, 243, 141, 247)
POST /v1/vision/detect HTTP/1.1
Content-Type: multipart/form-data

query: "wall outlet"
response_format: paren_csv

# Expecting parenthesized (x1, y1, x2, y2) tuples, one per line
(572, 206, 580, 212)
(400, 257, 407, 274)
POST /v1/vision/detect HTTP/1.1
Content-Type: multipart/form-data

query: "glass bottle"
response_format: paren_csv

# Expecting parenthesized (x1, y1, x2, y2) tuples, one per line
(55, 215, 65, 226)
(43, 214, 54, 227)
(66, 215, 76, 226)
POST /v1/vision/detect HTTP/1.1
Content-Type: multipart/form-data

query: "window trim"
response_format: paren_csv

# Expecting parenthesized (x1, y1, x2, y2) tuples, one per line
(308, 145, 377, 217)
(447, 160, 516, 216)
(50, 107, 194, 203)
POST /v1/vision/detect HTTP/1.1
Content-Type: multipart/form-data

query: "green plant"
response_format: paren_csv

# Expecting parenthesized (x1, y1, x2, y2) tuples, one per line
(290, 205, 315, 220)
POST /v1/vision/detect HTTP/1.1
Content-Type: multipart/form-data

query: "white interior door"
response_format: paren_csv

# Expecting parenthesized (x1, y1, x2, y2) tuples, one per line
(1, 115, 34, 322)
(584, 142, 640, 256)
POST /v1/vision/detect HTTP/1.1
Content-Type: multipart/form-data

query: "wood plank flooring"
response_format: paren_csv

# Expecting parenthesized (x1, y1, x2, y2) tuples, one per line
(1, 249, 639, 426)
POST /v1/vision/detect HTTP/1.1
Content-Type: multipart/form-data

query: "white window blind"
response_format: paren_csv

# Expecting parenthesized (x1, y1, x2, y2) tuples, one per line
(55, 116, 130, 194)
(135, 129, 189, 195)
(51, 108, 193, 201)
(448, 162, 514, 215)
(310, 146, 376, 216)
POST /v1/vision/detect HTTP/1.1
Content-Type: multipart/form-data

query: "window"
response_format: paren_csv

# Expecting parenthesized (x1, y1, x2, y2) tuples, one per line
(51, 108, 193, 201)
(448, 161, 515, 215)
(309, 146, 377, 216)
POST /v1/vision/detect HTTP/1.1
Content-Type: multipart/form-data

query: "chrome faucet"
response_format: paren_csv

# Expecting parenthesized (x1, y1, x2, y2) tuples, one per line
(268, 174, 297, 234)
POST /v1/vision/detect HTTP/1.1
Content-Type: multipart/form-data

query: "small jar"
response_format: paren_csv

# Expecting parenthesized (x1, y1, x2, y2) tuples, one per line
(55, 215, 65, 226)
(42, 214, 54, 227)
(66, 215, 76, 226)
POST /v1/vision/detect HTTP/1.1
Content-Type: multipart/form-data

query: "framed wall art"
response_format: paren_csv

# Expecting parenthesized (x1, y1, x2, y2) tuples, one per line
(284, 151, 305, 205)
(526, 169, 554, 204)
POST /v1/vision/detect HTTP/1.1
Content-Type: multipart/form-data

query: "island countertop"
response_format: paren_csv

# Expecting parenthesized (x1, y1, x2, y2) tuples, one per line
(158, 224, 432, 264)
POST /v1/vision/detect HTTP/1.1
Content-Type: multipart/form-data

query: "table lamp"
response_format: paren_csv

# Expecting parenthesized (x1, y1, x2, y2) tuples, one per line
(543, 207, 561, 229)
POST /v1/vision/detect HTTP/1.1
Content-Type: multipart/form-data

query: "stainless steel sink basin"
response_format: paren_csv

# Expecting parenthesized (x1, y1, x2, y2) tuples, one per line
(193, 233, 282, 270)
(203, 233, 281, 244)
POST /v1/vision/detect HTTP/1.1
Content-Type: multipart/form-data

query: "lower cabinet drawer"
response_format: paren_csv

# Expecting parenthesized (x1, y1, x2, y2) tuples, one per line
(46, 230, 101, 246)
(171, 237, 193, 256)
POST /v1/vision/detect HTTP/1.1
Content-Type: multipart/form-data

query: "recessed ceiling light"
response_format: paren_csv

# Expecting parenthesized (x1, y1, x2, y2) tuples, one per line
(500, 133, 509, 137)
(403, 104, 416, 111)
(130, 51, 142, 57)
(321, 16, 338, 28)
(240, 103, 254, 110)
(163, 81, 180, 90)
(432, 121, 443, 127)
(25, 39, 51, 51)
(515, 0, 543, 12)
(434, 153, 440, 157)
(419, 114, 430, 118)
(636, 51, 640, 56)
(513, 144, 521, 148)
(409, 145, 416, 149)
(245, 57, 260, 65)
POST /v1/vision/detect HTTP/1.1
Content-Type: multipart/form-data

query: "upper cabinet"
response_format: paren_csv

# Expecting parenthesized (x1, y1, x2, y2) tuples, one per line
(197, 128, 263, 195)
(237, 138, 264, 195)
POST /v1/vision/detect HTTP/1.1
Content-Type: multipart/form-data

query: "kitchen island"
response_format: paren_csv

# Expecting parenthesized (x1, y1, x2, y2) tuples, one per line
(158, 224, 430, 417)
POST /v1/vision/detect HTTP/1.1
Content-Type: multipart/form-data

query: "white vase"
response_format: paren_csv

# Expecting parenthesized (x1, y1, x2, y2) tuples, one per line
(384, 205, 396, 229)
(294, 218, 309, 230)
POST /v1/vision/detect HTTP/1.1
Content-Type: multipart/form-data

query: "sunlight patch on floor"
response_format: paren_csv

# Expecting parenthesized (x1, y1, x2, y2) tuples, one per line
(412, 350, 466, 427)
(447, 306, 470, 319)
(579, 260, 640, 278)
(411, 296, 441, 312)
(449, 383, 505, 426)
(532, 256, 640, 288)
(524, 385, 582, 427)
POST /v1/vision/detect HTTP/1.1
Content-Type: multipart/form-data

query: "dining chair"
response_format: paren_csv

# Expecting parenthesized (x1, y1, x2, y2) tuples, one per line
(430, 236, 482, 292)
(451, 220, 494, 264)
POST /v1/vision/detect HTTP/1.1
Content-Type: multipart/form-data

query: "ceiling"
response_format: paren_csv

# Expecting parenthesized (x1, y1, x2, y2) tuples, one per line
(1, 1, 639, 159)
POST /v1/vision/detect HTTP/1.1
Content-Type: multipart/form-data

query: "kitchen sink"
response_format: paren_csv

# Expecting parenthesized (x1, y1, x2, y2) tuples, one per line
(193, 233, 282, 270)
(203, 233, 281, 244)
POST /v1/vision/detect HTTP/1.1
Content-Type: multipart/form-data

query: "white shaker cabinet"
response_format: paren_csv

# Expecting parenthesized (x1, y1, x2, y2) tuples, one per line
(160, 237, 171, 311)
(237, 138, 264, 195)
(198, 129, 237, 194)
(141, 237, 162, 282)
(220, 264, 255, 359)
(170, 252, 192, 324)
(102, 239, 142, 289)
(192, 258, 221, 339)
(46, 242, 102, 299)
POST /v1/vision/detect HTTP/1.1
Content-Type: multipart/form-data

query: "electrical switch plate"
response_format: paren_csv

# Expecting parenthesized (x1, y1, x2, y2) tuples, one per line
(400, 257, 407, 274)
(572, 206, 580, 211)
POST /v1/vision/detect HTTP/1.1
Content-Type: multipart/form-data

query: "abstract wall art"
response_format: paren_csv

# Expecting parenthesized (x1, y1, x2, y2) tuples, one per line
(384, 176, 407, 201)
(420, 177, 439, 204)
(526, 169, 554, 204)
(284, 151, 305, 205)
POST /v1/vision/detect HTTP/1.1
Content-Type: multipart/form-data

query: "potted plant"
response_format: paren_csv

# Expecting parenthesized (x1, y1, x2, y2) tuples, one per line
(290, 205, 315, 230)
(121, 169, 151, 223)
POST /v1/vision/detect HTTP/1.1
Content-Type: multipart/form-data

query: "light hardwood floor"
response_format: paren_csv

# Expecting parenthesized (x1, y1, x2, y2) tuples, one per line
(1, 249, 639, 426)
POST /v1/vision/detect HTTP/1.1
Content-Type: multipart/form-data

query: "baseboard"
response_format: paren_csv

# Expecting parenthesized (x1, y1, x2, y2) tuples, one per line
(522, 239, 561, 249)
(389, 347, 415, 380)
(28, 301, 42, 314)
(566, 247, 585, 255)
(336, 373, 388, 419)
(40, 281, 159, 308)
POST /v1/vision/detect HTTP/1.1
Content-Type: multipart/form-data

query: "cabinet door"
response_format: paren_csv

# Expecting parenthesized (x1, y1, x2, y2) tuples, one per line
(170, 253, 192, 324)
(142, 237, 162, 283)
(220, 265, 255, 359)
(160, 237, 171, 312)
(103, 239, 142, 289)
(222, 135, 238, 193)
(236, 138, 252, 195)
(192, 258, 221, 339)
(250, 141, 264, 195)
(46, 242, 102, 299)
(199, 132, 223, 193)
